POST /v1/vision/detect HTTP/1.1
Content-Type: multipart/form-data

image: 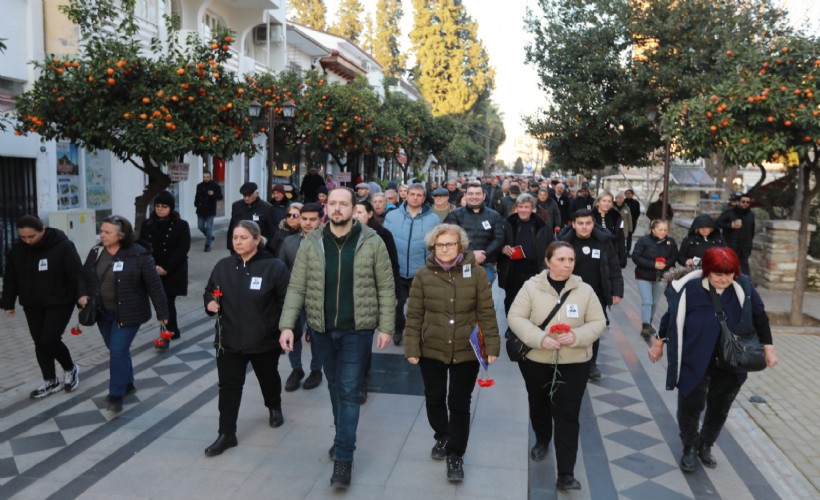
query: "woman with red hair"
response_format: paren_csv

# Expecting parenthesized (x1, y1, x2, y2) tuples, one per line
(648, 247, 778, 474)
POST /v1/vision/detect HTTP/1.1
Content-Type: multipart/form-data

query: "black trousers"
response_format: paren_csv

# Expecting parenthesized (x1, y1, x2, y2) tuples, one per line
(734, 246, 752, 277)
(519, 359, 590, 475)
(418, 358, 480, 457)
(626, 231, 635, 255)
(24, 304, 75, 381)
(677, 362, 741, 448)
(395, 277, 413, 333)
(590, 303, 609, 365)
(166, 295, 180, 338)
(216, 348, 282, 435)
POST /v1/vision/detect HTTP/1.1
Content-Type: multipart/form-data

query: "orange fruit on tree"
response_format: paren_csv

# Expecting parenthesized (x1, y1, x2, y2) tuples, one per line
(139, 113, 147, 120)
(106, 68, 115, 75)
(107, 78, 116, 85)
(88, 75, 94, 82)
(176, 68, 185, 75)
(741, 138, 748, 144)
(181, 83, 189, 89)
(767, 116, 775, 123)
(784, 120, 792, 126)
(142, 97, 151, 104)
(123, 113, 131, 119)
(222, 44, 229, 51)
(211, 43, 218, 50)
(147, 123, 154, 129)
(710, 125, 717, 132)
(156, 90, 164, 98)
(116, 60, 126, 68)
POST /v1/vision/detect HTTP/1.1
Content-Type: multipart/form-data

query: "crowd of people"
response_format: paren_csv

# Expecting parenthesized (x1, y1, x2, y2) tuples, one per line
(1, 173, 778, 491)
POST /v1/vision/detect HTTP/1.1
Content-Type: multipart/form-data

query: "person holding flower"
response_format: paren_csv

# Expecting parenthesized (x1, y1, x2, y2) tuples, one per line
(202, 220, 291, 457)
(507, 241, 606, 491)
(404, 223, 500, 482)
(632, 219, 678, 338)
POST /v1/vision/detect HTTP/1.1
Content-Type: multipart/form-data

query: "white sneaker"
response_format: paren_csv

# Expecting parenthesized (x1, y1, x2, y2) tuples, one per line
(64, 364, 80, 392)
(30, 379, 62, 399)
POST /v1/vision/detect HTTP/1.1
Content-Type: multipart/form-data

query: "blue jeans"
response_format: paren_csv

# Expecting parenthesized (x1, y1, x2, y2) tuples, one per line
(197, 215, 214, 247)
(637, 279, 664, 325)
(481, 263, 496, 284)
(312, 329, 373, 461)
(289, 309, 321, 371)
(97, 309, 140, 397)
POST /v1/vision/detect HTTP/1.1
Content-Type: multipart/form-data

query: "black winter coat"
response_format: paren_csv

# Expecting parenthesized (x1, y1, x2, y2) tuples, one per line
(624, 198, 641, 229)
(646, 200, 674, 221)
(536, 197, 562, 230)
(677, 214, 726, 265)
(0, 228, 83, 310)
(569, 195, 594, 217)
(716, 206, 755, 252)
(194, 180, 223, 217)
(497, 214, 554, 289)
(227, 198, 278, 251)
(558, 225, 624, 304)
(552, 193, 572, 226)
(632, 234, 678, 281)
(593, 209, 627, 268)
(270, 218, 300, 258)
(204, 251, 289, 354)
(139, 213, 190, 296)
(444, 205, 506, 263)
(79, 243, 169, 327)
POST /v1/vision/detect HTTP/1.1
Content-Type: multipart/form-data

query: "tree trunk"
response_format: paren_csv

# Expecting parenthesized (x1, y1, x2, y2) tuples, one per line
(789, 162, 819, 326)
(133, 155, 171, 234)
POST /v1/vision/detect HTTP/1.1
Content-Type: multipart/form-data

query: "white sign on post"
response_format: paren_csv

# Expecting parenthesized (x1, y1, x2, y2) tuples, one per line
(167, 163, 190, 182)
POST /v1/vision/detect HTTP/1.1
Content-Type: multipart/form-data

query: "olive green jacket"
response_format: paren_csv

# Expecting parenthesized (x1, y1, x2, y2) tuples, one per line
(279, 222, 395, 334)
(403, 253, 500, 364)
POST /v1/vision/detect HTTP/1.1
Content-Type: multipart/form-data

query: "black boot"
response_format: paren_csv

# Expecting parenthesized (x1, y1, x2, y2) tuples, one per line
(269, 408, 284, 428)
(699, 444, 717, 468)
(640, 323, 652, 339)
(680, 446, 698, 472)
(285, 369, 304, 392)
(331, 460, 353, 488)
(530, 442, 549, 462)
(446, 455, 464, 482)
(556, 474, 581, 491)
(204, 433, 237, 456)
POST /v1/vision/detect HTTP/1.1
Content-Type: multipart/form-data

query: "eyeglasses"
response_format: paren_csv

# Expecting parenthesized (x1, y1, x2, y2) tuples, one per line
(288, 213, 300, 218)
(434, 242, 458, 250)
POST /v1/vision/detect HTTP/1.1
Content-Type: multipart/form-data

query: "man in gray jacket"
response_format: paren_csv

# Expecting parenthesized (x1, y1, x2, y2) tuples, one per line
(279, 188, 395, 489)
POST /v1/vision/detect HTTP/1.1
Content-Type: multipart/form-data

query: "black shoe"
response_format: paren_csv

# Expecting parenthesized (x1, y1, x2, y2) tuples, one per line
(285, 369, 304, 392)
(171, 332, 181, 340)
(530, 442, 549, 462)
(204, 433, 237, 456)
(330, 460, 353, 488)
(303, 370, 323, 390)
(393, 331, 403, 346)
(680, 446, 698, 472)
(446, 455, 464, 482)
(431, 439, 448, 461)
(204, 245, 211, 252)
(556, 474, 581, 490)
(640, 323, 652, 339)
(328, 444, 335, 460)
(699, 444, 717, 468)
(269, 408, 284, 428)
(589, 364, 602, 381)
(125, 383, 137, 396)
(106, 396, 123, 413)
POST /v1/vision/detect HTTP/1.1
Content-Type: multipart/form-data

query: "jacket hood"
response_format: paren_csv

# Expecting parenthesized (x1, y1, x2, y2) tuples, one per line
(234, 248, 276, 264)
(688, 214, 718, 235)
(31, 227, 68, 250)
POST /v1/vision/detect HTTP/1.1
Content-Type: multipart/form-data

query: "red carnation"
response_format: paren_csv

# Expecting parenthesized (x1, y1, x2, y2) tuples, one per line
(549, 323, 571, 335)
(477, 378, 495, 388)
(70, 324, 83, 336)
(212, 288, 224, 298)
(655, 257, 667, 264)
(152, 338, 165, 347)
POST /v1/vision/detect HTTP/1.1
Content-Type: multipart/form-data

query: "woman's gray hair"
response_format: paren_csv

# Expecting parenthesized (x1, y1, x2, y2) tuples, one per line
(425, 223, 470, 253)
(515, 193, 537, 208)
(234, 220, 267, 247)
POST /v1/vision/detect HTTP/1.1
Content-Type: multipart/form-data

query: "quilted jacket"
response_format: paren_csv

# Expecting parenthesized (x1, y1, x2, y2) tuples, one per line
(279, 222, 395, 334)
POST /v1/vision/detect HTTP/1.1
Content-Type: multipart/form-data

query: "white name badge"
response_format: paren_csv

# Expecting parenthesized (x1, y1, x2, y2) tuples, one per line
(38, 259, 48, 271)
(582, 246, 591, 255)
(250, 277, 262, 290)
(252, 214, 260, 221)
(481, 220, 491, 230)
(620, 220, 624, 228)
(566, 304, 580, 318)
(113, 261, 124, 272)
(462, 265, 472, 278)
(591, 249, 601, 259)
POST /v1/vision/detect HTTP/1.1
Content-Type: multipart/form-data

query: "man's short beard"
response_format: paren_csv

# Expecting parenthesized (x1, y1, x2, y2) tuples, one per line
(330, 215, 352, 227)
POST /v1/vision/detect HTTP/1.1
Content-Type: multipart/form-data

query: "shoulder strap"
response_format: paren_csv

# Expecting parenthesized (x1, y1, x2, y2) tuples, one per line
(539, 289, 572, 329)
(708, 284, 726, 322)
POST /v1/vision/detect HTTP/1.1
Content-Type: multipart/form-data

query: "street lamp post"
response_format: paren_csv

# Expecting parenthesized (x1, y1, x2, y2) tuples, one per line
(646, 105, 671, 221)
(249, 99, 297, 202)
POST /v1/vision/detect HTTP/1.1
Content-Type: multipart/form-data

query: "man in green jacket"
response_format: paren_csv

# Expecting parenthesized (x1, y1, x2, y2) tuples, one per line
(279, 187, 395, 489)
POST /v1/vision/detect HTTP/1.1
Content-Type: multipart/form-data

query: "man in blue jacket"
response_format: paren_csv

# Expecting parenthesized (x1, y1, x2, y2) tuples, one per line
(383, 183, 440, 346)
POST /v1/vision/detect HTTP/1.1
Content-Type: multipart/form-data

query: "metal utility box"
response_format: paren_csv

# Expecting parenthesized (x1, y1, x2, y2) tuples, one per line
(48, 209, 97, 260)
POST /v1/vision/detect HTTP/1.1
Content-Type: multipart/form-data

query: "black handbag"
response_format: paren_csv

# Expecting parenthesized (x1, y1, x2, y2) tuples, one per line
(506, 289, 571, 362)
(78, 294, 101, 326)
(708, 284, 766, 373)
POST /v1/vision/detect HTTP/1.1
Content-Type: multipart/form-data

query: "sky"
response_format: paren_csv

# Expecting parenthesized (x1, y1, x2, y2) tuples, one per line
(322, 0, 819, 162)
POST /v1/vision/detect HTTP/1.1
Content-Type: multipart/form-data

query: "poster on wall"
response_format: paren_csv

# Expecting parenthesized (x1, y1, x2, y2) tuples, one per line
(56, 141, 81, 210)
(85, 150, 112, 210)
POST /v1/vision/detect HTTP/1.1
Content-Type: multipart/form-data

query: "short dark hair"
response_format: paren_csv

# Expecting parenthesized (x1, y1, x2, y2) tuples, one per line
(300, 202, 323, 215)
(329, 186, 356, 204)
(571, 208, 594, 221)
(16, 214, 44, 232)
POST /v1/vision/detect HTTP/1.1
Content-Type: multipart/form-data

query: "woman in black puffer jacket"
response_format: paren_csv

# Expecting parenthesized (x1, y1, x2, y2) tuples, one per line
(677, 214, 725, 267)
(79, 215, 168, 413)
(139, 191, 190, 348)
(632, 219, 678, 339)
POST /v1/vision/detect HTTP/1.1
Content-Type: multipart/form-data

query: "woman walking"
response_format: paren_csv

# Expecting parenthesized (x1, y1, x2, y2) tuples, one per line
(78, 215, 168, 412)
(649, 247, 778, 472)
(507, 241, 606, 491)
(677, 214, 725, 267)
(203, 220, 290, 457)
(1, 215, 82, 399)
(632, 219, 678, 338)
(139, 191, 190, 348)
(404, 224, 500, 482)
(592, 191, 627, 268)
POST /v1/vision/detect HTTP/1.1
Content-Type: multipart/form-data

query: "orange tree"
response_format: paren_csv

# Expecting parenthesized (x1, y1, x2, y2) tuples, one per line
(13, 0, 257, 230)
(664, 35, 820, 325)
(297, 71, 380, 177)
(375, 91, 435, 182)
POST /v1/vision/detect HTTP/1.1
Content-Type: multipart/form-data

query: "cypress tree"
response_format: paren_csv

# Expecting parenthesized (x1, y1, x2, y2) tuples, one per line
(288, 0, 328, 30)
(331, 0, 365, 42)
(373, 0, 406, 77)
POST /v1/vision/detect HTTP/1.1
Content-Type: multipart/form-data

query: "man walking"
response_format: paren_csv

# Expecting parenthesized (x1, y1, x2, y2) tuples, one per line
(715, 194, 756, 276)
(227, 182, 277, 252)
(279, 188, 395, 488)
(194, 171, 223, 252)
(444, 181, 505, 283)
(558, 209, 623, 381)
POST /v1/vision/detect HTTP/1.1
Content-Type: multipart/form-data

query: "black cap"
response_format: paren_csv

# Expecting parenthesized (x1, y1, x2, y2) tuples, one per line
(240, 182, 258, 195)
(529, 181, 539, 188)
(510, 185, 521, 194)
(154, 191, 175, 210)
(432, 187, 448, 196)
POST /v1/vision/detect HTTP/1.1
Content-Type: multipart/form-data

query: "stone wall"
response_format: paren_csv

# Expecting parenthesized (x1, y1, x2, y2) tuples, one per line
(751, 220, 818, 291)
